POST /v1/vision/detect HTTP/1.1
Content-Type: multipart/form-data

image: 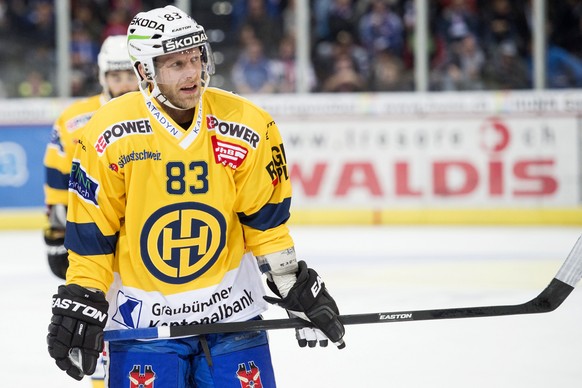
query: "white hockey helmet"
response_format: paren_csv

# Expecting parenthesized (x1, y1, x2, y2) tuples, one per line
(127, 5, 214, 108)
(98, 35, 133, 98)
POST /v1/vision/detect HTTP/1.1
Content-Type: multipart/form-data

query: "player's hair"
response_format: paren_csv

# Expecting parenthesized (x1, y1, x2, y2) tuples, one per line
(126, 5, 215, 110)
(98, 35, 133, 100)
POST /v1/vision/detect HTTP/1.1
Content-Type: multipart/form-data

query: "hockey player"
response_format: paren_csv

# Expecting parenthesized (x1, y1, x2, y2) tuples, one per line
(46, 5, 345, 387)
(43, 35, 137, 388)
(43, 34, 138, 280)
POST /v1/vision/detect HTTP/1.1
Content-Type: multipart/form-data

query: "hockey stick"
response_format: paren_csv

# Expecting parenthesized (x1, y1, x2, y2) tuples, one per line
(104, 234, 582, 342)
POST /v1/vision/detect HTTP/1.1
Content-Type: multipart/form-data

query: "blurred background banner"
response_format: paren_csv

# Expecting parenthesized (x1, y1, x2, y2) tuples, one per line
(1, 92, 581, 226)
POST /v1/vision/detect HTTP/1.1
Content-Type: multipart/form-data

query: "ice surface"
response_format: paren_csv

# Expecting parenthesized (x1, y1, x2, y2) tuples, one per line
(3, 226, 581, 387)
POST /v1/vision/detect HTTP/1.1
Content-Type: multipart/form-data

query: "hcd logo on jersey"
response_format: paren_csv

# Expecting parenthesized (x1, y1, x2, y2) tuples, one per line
(140, 202, 226, 284)
(129, 365, 156, 388)
(111, 290, 143, 329)
(236, 361, 262, 388)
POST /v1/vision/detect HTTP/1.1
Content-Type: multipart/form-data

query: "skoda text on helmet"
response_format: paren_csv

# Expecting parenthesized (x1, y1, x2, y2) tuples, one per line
(98, 35, 134, 100)
(126, 5, 215, 110)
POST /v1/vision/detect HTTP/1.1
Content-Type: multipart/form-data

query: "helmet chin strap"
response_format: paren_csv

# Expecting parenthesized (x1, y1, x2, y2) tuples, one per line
(151, 83, 190, 111)
(102, 88, 112, 102)
(137, 66, 211, 111)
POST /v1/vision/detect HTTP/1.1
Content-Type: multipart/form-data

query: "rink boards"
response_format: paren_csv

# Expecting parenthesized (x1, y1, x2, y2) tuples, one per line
(2, 91, 582, 228)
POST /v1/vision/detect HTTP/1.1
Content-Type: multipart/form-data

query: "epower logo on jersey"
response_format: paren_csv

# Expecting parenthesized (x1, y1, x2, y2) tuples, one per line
(140, 202, 226, 284)
(95, 119, 153, 155)
(206, 115, 260, 149)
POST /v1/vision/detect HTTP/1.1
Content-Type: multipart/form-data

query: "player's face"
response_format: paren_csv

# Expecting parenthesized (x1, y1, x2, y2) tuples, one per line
(154, 48, 204, 110)
(105, 70, 137, 99)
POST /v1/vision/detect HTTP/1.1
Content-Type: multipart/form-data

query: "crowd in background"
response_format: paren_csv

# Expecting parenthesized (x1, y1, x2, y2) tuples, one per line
(1, 0, 582, 98)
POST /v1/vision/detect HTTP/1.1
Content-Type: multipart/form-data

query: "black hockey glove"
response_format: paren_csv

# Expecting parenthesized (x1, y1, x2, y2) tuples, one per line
(44, 227, 68, 279)
(47, 284, 109, 381)
(264, 261, 345, 349)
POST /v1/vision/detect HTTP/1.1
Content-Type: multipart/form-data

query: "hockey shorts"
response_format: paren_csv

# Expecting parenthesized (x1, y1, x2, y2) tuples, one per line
(104, 327, 276, 387)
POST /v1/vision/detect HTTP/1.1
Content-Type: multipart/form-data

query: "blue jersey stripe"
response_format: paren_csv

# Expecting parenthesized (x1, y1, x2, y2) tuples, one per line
(46, 167, 70, 190)
(65, 222, 118, 256)
(237, 198, 291, 231)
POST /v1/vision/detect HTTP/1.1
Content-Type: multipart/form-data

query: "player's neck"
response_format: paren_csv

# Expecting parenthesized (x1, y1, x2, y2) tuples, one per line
(162, 105, 196, 126)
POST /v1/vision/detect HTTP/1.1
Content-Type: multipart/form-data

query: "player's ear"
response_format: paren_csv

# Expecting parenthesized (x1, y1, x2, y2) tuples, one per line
(137, 63, 148, 80)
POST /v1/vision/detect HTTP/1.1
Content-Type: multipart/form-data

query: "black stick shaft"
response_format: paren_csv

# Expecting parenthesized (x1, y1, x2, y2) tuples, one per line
(104, 278, 574, 342)
(105, 234, 582, 342)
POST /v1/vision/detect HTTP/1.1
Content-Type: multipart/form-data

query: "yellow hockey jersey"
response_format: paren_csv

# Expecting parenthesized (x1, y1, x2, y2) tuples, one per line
(66, 88, 294, 330)
(44, 94, 106, 206)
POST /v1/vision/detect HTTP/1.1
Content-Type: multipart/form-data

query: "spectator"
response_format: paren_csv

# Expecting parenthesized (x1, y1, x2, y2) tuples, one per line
(321, 52, 366, 92)
(25, 0, 55, 48)
(402, 0, 446, 77)
(235, 0, 283, 56)
(71, 1, 102, 43)
(314, 30, 370, 89)
(544, 44, 582, 88)
(481, 0, 529, 57)
(231, 38, 278, 94)
(281, 0, 296, 38)
(70, 24, 100, 95)
(437, 0, 479, 44)
(358, 0, 405, 59)
(18, 70, 53, 97)
(485, 40, 529, 89)
(231, 0, 284, 33)
(272, 34, 317, 93)
(109, 0, 142, 18)
(100, 8, 130, 42)
(313, 0, 333, 42)
(24, 45, 56, 75)
(439, 33, 485, 90)
(371, 51, 412, 91)
(0, 0, 8, 31)
(548, 0, 582, 55)
(327, 0, 358, 42)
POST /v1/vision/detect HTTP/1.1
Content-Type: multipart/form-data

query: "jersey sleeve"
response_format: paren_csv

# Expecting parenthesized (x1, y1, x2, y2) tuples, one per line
(234, 110, 294, 256)
(44, 97, 100, 207)
(64, 129, 126, 292)
(44, 116, 73, 206)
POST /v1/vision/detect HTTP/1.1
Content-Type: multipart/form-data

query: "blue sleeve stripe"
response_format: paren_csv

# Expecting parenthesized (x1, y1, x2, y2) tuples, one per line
(46, 167, 70, 190)
(65, 221, 118, 256)
(237, 198, 291, 231)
